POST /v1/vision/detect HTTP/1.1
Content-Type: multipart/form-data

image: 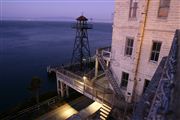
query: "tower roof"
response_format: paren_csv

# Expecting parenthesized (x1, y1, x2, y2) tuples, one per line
(76, 15, 88, 21)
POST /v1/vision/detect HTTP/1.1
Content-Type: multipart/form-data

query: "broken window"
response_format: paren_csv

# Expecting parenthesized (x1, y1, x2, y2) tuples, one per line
(129, 0, 138, 19)
(158, 0, 170, 18)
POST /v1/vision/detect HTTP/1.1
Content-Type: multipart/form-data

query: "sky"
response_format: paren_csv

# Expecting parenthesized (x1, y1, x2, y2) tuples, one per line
(1, 0, 115, 22)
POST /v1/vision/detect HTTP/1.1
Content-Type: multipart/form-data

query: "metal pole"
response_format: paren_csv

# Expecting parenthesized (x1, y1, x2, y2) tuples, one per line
(95, 50, 99, 77)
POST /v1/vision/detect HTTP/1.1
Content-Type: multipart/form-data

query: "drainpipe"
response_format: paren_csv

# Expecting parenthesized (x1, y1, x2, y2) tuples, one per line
(133, 0, 150, 100)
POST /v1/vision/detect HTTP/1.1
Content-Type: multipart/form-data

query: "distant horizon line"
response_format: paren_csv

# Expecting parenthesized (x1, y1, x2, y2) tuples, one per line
(2, 0, 114, 3)
(1, 19, 113, 24)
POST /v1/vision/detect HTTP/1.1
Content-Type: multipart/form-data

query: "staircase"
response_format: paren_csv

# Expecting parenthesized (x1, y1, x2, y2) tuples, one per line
(97, 54, 123, 97)
(100, 104, 112, 120)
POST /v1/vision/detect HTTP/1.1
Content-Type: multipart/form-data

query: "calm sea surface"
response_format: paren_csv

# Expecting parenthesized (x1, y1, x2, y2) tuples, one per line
(0, 21, 112, 112)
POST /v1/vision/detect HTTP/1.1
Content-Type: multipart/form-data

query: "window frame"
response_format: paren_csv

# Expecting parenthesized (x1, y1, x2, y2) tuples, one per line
(124, 37, 134, 57)
(149, 41, 162, 63)
(129, 0, 138, 19)
(158, 0, 171, 18)
(121, 72, 129, 89)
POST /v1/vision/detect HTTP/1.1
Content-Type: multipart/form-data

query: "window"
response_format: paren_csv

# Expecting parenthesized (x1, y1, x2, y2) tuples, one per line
(121, 72, 129, 89)
(129, 0, 138, 19)
(143, 79, 150, 93)
(150, 41, 162, 62)
(125, 37, 134, 56)
(158, 0, 170, 18)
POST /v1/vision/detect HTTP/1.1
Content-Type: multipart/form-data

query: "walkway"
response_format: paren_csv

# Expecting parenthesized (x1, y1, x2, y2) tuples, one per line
(77, 101, 102, 119)
(37, 96, 93, 120)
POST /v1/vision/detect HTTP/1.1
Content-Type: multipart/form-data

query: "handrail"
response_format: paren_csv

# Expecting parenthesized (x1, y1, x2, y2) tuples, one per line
(1, 96, 60, 120)
(91, 73, 105, 82)
(57, 69, 113, 94)
(58, 69, 83, 80)
(96, 53, 123, 98)
(97, 46, 111, 53)
(57, 69, 115, 106)
(72, 23, 93, 29)
(86, 68, 95, 79)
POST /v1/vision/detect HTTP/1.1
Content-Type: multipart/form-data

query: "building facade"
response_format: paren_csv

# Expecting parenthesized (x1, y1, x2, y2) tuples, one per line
(111, 0, 180, 102)
(52, 0, 180, 119)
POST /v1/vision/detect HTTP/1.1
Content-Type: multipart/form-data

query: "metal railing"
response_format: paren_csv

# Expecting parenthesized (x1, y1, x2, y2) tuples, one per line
(56, 69, 114, 105)
(96, 51, 124, 98)
(1, 96, 60, 120)
(86, 68, 95, 80)
(97, 46, 111, 52)
(101, 50, 111, 61)
(72, 23, 93, 29)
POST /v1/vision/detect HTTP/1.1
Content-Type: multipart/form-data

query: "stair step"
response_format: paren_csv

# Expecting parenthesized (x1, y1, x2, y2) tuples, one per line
(100, 112, 108, 118)
(102, 104, 111, 110)
(100, 108, 109, 115)
(100, 116, 106, 120)
(101, 107, 111, 112)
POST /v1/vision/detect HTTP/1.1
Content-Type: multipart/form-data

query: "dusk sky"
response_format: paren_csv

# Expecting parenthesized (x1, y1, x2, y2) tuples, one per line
(1, 0, 115, 22)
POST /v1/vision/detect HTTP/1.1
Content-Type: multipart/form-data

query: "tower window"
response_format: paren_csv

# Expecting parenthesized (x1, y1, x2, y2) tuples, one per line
(129, 0, 138, 19)
(121, 72, 129, 89)
(125, 37, 134, 56)
(150, 41, 162, 62)
(158, 0, 170, 18)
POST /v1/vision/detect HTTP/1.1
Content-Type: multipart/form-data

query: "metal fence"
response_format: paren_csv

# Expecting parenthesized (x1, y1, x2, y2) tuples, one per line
(2, 96, 60, 120)
(56, 69, 114, 106)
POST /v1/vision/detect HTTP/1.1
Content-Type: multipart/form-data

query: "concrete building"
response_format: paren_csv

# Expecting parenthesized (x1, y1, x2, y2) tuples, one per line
(110, 0, 180, 102)
(48, 0, 180, 119)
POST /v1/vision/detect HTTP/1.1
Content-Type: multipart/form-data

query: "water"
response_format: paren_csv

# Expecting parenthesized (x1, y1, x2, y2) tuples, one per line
(0, 21, 112, 112)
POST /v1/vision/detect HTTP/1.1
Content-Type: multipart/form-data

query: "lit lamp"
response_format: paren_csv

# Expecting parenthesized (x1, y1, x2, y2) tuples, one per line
(83, 76, 87, 82)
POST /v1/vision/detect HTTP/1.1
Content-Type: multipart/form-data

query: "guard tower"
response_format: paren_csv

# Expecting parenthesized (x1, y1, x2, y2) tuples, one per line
(71, 15, 92, 70)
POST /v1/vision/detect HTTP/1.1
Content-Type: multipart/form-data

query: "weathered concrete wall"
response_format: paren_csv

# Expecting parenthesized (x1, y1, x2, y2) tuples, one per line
(111, 0, 180, 101)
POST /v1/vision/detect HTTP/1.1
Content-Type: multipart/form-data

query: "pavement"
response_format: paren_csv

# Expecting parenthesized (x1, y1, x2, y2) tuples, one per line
(78, 101, 102, 119)
(36, 96, 94, 120)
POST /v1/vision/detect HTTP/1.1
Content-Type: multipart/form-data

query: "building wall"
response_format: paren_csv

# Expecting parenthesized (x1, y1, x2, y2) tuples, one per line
(111, 0, 180, 101)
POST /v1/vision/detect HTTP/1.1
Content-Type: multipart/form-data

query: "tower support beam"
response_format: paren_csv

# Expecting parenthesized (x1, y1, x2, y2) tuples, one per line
(71, 15, 93, 71)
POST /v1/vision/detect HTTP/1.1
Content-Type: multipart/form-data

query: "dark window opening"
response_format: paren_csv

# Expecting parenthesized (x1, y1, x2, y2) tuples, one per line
(125, 38, 134, 56)
(121, 72, 129, 89)
(150, 41, 162, 62)
(143, 79, 150, 93)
